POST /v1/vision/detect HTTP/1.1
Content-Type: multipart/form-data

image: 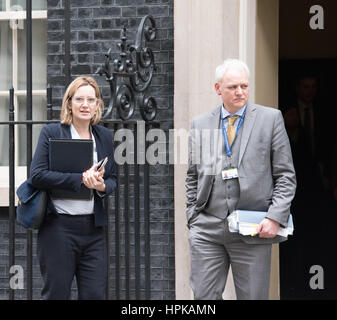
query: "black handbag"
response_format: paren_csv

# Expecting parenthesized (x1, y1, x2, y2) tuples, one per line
(16, 179, 47, 229)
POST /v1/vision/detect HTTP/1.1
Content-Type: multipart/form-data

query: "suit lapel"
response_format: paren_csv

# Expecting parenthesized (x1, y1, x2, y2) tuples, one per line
(60, 123, 71, 139)
(209, 106, 222, 174)
(92, 125, 102, 160)
(238, 103, 257, 167)
(209, 105, 222, 129)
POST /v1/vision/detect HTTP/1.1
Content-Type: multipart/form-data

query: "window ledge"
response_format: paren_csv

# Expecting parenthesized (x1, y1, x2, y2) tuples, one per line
(0, 10, 47, 20)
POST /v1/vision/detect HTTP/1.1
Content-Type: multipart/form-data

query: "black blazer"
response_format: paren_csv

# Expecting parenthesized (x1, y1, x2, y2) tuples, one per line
(30, 123, 117, 227)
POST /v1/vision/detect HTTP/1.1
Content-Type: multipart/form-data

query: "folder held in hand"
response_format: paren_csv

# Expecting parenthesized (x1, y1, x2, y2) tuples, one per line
(227, 210, 294, 237)
(49, 139, 93, 200)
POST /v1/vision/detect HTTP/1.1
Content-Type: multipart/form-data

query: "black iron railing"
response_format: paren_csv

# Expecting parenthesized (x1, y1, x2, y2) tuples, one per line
(96, 15, 157, 122)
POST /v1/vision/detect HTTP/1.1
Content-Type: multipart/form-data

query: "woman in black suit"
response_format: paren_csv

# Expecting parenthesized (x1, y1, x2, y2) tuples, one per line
(30, 76, 117, 300)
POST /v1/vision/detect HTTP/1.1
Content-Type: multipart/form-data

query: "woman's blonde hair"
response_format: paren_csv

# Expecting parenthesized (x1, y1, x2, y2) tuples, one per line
(60, 76, 104, 125)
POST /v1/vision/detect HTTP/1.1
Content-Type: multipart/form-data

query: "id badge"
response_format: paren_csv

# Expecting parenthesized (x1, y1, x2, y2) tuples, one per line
(221, 168, 239, 180)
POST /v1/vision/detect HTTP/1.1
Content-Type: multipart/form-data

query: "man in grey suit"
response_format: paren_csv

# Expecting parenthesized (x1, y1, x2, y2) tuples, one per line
(186, 59, 296, 300)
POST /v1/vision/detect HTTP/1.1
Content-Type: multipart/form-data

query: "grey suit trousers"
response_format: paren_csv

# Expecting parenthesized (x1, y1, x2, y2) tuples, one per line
(189, 212, 272, 300)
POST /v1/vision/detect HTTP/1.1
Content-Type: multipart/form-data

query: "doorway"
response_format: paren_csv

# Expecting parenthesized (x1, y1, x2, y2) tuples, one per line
(278, 0, 337, 299)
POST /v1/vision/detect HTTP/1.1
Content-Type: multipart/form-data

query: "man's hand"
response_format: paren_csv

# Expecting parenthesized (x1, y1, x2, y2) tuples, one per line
(256, 218, 279, 238)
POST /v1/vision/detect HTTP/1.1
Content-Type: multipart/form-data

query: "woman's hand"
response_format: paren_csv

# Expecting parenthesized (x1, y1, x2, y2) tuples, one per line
(82, 163, 106, 192)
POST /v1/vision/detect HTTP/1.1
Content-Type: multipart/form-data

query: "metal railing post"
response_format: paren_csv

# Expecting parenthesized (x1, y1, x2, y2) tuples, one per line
(134, 122, 141, 299)
(64, 0, 71, 87)
(26, 0, 33, 300)
(8, 87, 15, 300)
(144, 122, 151, 299)
(47, 85, 52, 121)
(123, 122, 130, 299)
(114, 122, 121, 300)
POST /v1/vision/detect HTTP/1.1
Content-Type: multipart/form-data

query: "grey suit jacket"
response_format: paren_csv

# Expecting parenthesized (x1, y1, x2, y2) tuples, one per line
(185, 103, 297, 244)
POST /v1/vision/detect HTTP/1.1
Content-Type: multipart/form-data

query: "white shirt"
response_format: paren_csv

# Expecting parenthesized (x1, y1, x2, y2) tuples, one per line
(52, 124, 98, 215)
(221, 104, 247, 131)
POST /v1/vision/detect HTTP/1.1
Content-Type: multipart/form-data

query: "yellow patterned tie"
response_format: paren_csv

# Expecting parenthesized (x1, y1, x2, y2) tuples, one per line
(227, 115, 240, 147)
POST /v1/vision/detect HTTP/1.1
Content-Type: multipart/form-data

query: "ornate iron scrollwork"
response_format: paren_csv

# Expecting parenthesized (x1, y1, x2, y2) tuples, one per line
(96, 15, 157, 121)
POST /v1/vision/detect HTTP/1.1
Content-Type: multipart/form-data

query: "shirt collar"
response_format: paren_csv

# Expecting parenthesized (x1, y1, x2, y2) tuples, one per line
(70, 123, 80, 139)
(70, 124, 94, 139)
(221, 104, 247, 119)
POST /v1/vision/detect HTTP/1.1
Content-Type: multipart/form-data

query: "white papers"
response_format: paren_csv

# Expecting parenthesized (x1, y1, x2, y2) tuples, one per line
(227, 210, 294, 237)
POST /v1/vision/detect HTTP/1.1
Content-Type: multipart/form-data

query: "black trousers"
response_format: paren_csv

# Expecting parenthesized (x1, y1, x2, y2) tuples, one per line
(37, 214, 107, 300)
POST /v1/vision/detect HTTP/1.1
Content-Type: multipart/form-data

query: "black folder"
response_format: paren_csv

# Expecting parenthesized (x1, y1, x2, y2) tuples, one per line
(49, 139, 93, 200)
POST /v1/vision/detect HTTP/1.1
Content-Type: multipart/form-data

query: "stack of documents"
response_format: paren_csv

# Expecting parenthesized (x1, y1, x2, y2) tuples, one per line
(227, 210, 294, 237)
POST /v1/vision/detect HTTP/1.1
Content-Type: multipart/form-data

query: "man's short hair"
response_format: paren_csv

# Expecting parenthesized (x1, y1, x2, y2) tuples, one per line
(215, 58, 250, 82)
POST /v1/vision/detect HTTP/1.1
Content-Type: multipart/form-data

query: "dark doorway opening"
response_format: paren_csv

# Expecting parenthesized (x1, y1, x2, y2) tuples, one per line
(278, 0, 337, 300)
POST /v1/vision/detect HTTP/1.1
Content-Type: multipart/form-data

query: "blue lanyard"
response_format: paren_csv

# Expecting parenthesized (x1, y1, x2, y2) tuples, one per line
(221, 111, 246, 158)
